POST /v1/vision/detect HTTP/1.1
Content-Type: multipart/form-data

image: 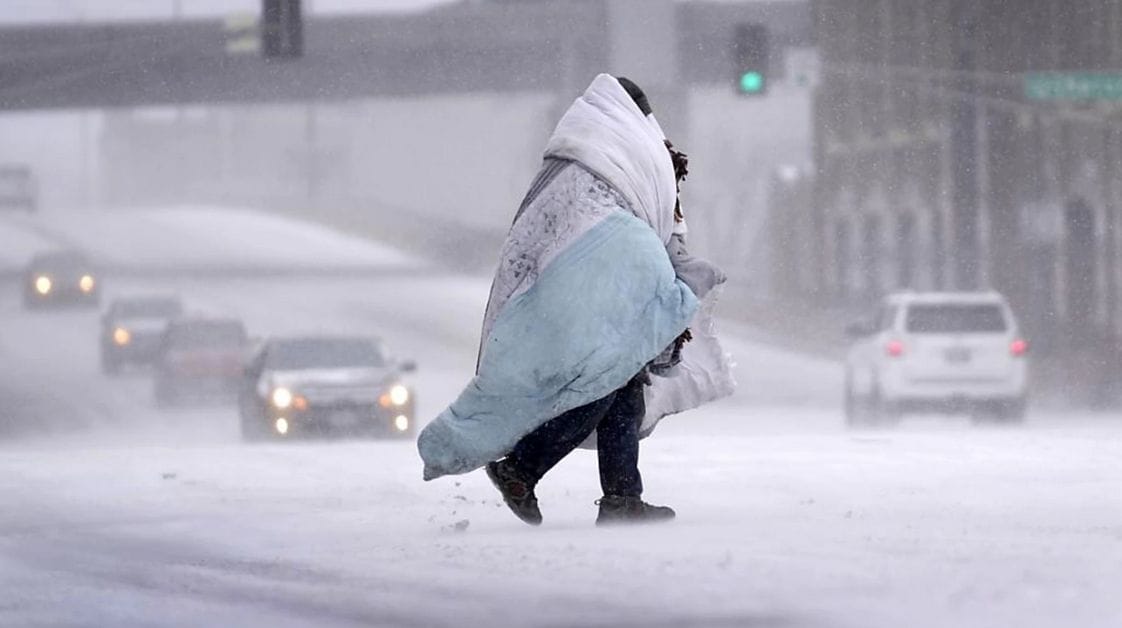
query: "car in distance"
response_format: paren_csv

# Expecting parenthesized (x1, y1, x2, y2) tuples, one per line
(154, 317, 249, 406)
(844, 291, 1028, 425)
(22, 250, 99, 308)
(239, 335, 417, 441)
(0, 164, 36, 212)
(100, 296, 184, 374)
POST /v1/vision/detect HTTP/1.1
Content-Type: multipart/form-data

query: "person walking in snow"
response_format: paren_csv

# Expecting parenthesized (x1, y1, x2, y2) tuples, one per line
(417, 74, 733, 526)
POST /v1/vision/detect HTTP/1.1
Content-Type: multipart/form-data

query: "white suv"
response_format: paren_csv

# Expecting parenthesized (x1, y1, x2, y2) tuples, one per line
(844, 292, 1028, 425)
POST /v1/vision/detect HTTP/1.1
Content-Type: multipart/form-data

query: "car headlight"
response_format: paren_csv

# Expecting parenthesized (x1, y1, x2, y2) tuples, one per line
(271, 387, 293, 409)
(113, 327, 131, 346)
(79, 275, 95, 293)
(394, 415, 409, 432)
(389, 384, 410, 406)
(34, 275, 52, 295)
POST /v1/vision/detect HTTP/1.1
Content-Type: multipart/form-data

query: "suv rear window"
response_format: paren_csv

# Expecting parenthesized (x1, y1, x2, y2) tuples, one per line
(905, 304, 1007, 333)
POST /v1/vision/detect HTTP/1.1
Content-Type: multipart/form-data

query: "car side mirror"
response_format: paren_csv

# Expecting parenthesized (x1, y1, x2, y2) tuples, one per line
(399, 360, 418, 373)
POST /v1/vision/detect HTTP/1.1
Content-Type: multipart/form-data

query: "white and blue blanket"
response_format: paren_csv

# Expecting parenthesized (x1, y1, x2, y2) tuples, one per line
(418, 75, 733, 480)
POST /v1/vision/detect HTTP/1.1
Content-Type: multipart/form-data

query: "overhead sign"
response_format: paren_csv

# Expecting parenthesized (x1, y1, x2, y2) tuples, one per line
(1024, 72, 1122, 102)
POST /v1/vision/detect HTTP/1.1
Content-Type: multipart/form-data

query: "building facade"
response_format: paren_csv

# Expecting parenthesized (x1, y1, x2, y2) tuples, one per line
(810, 0, 1122, 355)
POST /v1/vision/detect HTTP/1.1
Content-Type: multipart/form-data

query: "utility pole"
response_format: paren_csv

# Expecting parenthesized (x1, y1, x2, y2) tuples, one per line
(303, 0, 315, 202)
(949, 0, 980, 290)
(305, 103, 317, 202)
(174, 0, 183, 124)
(1106, 0, 1122, 343)
(80, 108, 91, 208)
(73, 2, 92, 208)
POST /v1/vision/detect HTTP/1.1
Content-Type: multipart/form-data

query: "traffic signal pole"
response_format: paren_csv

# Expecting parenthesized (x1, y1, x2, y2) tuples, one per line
(1106, 5, 1122, 345)
(949, 1, 981, 290)
(263, 0, 303, 59)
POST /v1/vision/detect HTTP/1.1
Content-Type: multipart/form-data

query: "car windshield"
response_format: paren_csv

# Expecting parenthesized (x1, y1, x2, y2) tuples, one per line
(167, 322, 246, 348)
(905, 304, 1008, 334)
(267, 338, 386, 370)
(118, 299, 181, 318)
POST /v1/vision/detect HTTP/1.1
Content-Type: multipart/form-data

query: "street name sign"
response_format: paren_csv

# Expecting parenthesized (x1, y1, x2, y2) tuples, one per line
(1024, 73, 1122, 102)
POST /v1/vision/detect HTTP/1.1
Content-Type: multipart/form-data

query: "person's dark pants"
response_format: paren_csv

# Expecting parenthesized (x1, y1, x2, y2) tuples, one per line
(507, 376, 645, 497)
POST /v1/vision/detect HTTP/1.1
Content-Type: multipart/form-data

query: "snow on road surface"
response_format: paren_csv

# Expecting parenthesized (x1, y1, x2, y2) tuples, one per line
(1, 208, 1120, 628)
(2, 407, 1120, 628)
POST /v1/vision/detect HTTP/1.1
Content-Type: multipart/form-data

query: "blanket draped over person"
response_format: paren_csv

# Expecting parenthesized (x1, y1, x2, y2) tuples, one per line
(418, 74, 734, 480)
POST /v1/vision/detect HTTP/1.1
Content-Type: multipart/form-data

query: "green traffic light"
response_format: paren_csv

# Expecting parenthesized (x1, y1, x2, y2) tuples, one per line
(739, 72, 764, 94)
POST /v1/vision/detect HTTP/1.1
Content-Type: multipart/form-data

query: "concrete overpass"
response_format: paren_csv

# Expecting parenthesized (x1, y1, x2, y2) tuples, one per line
(0, 0, 810, 111)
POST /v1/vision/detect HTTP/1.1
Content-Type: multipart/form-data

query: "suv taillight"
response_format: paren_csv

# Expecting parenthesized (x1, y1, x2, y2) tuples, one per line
(1010, 339, 1028, 357)
(885, 340, 905, 357)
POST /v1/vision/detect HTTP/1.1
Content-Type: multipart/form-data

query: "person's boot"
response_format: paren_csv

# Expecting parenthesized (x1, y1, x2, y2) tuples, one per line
(595, 495, 676, 525)
(485, 459, 542, 526)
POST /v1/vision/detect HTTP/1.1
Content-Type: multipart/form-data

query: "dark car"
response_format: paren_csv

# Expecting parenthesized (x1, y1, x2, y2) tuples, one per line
(154, 317, 249, 406)
(100, 296, 184, 374)
(23, 250, 99, 309)
(239, 335, 417, 441)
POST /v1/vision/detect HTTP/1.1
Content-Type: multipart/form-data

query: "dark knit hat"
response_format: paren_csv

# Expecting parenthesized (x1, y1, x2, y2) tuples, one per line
(616, 76, 653, 116)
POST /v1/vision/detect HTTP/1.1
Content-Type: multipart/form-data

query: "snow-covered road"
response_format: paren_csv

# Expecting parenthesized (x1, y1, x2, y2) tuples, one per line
(1, 208, 1120, 628)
